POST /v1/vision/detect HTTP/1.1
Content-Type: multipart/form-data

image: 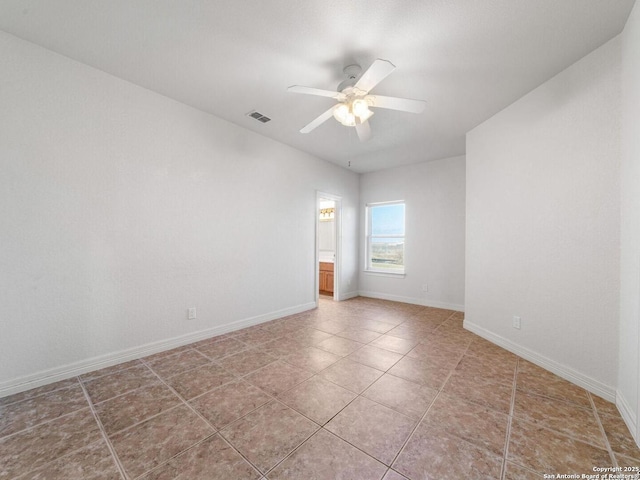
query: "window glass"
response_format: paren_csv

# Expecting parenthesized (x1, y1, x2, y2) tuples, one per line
(366, 202, 405, 273)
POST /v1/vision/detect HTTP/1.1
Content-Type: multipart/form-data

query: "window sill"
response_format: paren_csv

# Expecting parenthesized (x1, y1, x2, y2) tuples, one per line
(364, 270, 406, 278)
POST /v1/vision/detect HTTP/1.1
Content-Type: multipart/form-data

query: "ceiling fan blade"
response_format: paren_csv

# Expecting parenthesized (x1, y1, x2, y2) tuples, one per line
(355, 120, 372, 142)
(367, 94, 426, 114)
(288, 85, 346, 101)
(300, 106, 336, 133)
(354, 59, 396, 93)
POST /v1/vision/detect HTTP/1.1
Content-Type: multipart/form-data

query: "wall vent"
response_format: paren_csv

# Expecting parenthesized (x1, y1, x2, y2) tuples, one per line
(247, 111, 271, 123)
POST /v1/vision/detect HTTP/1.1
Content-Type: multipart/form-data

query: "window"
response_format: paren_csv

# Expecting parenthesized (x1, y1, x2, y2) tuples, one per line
(365, 201, 405, 274)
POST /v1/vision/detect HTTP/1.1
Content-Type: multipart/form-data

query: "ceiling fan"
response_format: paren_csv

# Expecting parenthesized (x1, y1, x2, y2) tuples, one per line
(288, 59, 426, 142)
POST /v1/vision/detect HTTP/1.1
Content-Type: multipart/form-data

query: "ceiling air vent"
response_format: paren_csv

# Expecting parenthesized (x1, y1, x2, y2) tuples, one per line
(247, 111, 271, 123)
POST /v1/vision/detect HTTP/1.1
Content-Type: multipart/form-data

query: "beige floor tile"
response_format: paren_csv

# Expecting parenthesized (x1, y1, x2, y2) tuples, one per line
(268, 429, 387, 480)
(346, 345, 404, 371)
(258, 338, 305, 358)
(384, 324, 432, 341)
(278, 375, 356, 425)
(392, 422, 503, 480)
(319, 358, 384, 394)
(382, 469, 409, 480)
(95, 381, 181, 435)
(244, 360, 313, 396)
(591, 394, 620, 418)
(196, 337, 249, 360)
(143, 345, 195, 363)
(443, 371, 513, 414)
(599, 413, 640, 460)
(454, 353, 516, 385)
(0, 408, 102, 478)
(313, 320, 351, 335)
(516, 361, 591, 408)
(233, 329, 280, 347)
(326, 396, 416, 465)
(110, 405, 213, 478)
(387, 355, 452, 389)
(220, 400, 318, 474)
(190, 379, 271, 429)
(335, 327, 382, 343)
(145, 349, 211, 379)
(316, 336, 364, 356)
(19, 439, 121, 480)
(405, 342, 463, 364)
(79, 359, 144, 383)
(357, 318, 398, 334)
(369, 335, 419, 355)
(165, 363, 236, 400)
(84, 363, 158, 403)
(287, 327, 334, 346)
(138, 434, 260, 479)
(217, 348, 277, 376)
(503, 462, 544, 479)
(507, 419, 612, 474)
(0, 384, 89, 438)
(615, 452, 640, 468)
(362, 373, 437, 420)
(513, 390, 606, 448)
(422, 393, 509, 456)
(0, 377, 80, 407)
(282, 346, 342, 372)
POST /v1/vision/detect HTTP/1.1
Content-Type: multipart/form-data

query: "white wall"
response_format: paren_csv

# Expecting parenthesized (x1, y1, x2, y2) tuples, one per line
(465, 37, 621, 399)
(358, 156, 466, 311)
(619, 0, 640, 443)
(0, 32, 359, 395)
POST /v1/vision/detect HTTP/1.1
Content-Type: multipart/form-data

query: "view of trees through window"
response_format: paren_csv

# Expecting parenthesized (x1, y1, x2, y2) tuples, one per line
(367, 202, 405, 272)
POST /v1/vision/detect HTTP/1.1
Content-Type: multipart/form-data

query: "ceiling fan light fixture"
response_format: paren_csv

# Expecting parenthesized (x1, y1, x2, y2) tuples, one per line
(357, 107, 374, 123)
(352, 98, 370, 118)
(333, 99, 372, 127)
(333, 103, 350, 124)
(343, 111, 356, 127)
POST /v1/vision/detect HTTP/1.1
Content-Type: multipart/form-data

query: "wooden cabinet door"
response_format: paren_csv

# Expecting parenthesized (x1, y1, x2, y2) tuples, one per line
(319, 271, 326, 292)
(326, 272, 334, 293)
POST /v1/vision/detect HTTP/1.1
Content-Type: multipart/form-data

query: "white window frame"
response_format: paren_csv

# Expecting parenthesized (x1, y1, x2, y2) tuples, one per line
(365, 200, 406, 275)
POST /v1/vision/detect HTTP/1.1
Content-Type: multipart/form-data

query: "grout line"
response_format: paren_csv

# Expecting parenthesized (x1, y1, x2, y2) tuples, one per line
(0, 379, 95, 442)
(142, 365, 268, 477)
(500, 356, 519, 479)
(387, 336, 471, 468)
(79, 359, 145, 384)
(79, 380, 129, 480)
(588, 391, 618, 467)
(0, 377, 86, 408)
(257, 312, 463, 475)
(5, 301, 498, 480)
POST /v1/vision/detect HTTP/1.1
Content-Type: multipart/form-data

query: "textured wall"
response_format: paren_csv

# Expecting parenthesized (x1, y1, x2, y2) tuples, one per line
(466, 37, 621, 395)
(619, 0, 640, 440)
(358, 156, 466, 310)
(0, 31, 359, 392)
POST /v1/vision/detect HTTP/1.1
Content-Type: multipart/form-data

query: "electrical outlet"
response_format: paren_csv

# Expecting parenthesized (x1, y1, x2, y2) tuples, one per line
(422, 284, 429, 293)
(188, 307, 196, 320)
(512, 316, 521, 329)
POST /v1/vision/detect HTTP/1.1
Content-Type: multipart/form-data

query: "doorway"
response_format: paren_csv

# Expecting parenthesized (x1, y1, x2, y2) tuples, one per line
(316, 192, 341, 303)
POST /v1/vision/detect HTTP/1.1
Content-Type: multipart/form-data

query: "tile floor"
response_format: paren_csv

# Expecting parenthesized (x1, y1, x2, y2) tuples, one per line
(1, 297, 639, 479)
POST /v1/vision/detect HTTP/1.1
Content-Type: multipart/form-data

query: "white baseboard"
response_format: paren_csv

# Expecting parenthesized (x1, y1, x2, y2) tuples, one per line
(338, 290, 359, 301)
(616, 390, 639, 446)
(358, 290, 464, 312)
(0, 301, 316, 399)
(464, 320, 616, 402)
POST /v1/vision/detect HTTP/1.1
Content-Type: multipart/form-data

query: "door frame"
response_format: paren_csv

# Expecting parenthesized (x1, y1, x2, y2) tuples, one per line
(316, 191, 342, 303)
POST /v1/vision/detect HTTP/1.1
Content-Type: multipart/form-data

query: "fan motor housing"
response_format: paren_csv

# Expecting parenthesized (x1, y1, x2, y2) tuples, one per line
(338, 64, 362, 92)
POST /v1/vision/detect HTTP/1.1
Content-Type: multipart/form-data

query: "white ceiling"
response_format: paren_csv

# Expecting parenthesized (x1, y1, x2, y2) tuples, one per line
(0, 1, 634, 173)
